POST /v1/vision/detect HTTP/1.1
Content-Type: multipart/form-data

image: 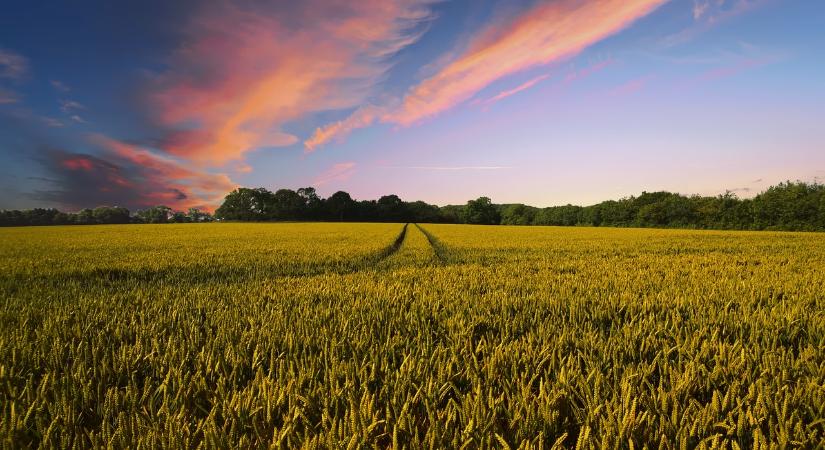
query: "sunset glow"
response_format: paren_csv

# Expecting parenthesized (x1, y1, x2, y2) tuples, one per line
(1, 0, 823, 210)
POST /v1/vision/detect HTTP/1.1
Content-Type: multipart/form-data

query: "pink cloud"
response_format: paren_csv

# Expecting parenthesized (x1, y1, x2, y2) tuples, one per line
(88, 135, 237, 211)
(697, 57, 774, 82)
(564, 58, 616, 83)
(150, 1, 434, 165)
(386, 0, 667, 126)
(478, 74, 550, 107)
(305, 105, 385, 152)
(609, 74, 655, 97)
(62, 158, 95, 171)
(313, 162, 357, 187)
(676, 53, 782, 90)
(305, 0, 666, 149)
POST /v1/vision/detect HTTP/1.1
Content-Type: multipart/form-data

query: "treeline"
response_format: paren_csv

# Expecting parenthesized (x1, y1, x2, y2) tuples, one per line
(2, 181, 824, 231)
(212, 182, 825, 231)
(214, 187, 443, 223)
(496, 181, 825, 231)
(0, 206, 213, 226)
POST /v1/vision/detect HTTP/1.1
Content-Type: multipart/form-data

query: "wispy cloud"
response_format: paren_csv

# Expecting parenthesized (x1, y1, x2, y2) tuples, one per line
(50, 80, 70, 92)
(0, 87, 19, 104)
(692, 0, 710, 20)
(564, 58, 616, 83)
(692, 0, 767, 24)
(313, 162, 357, 186)
(306, 0, 667, 150)
(40, 116, 65, 128)
(149, 0, 435, 165)
(664, 0, 769, 47)
(386, 0, 667, 126)
(383, 165, 513, 171)
(59, 99, 84, 113)
(305, 104, 385, 153)
(676, 47, 784, 89)
(0, 48, 27, 80)
(609, 74, 655, 97)
(477, 74, 550, 107)
(696, 56, 776, 82)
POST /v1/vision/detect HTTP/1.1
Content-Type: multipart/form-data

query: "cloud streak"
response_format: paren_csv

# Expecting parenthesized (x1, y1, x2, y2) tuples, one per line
(478, 74, 550, 107)
(384, 165, 514, 171)
(0, 48, 27, 80)
(149, 0, 435, 165)
(307, 0, 667, 150)
(387, 0, 667, 126)
(664, 0, 768, 47)
(314, 162, 357, 186)
(0, 87, 19, 104)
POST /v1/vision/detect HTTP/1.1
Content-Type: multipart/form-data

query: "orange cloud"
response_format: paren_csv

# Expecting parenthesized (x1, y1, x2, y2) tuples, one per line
(151, 1, 434, 165)
(387, 0, 667, 126)
(306, 0, 666, 150)
(305, 105, 385, 152)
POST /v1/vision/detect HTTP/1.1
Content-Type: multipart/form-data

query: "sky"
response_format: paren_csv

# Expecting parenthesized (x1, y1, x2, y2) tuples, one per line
(1, 0, 823, 211)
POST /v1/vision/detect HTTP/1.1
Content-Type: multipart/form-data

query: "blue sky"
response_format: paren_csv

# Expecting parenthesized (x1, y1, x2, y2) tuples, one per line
(1, 0, 823, 211)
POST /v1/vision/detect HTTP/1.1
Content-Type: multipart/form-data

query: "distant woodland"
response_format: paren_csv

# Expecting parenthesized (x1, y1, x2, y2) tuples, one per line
(2, 181, 824, 231)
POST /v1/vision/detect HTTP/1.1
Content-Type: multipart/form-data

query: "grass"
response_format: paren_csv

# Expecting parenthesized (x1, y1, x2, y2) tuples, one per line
(0, 223, 823, 448)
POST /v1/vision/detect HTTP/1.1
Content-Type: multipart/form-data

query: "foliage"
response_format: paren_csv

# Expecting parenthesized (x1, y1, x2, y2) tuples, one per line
(463, 196, 500, 225)
(3, 181, 825, 231)
(1, 223, 822, 447)
(503, 181, 825, 231)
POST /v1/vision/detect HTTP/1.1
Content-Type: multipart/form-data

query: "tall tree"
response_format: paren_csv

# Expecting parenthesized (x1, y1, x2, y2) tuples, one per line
(463, 197, 500, 225)
(326, 191, 355, 221)
(215, 188, 274, 220)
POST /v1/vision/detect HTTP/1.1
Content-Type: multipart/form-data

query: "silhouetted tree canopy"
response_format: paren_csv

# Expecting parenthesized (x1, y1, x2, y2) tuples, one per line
(3, 181, 825, 231)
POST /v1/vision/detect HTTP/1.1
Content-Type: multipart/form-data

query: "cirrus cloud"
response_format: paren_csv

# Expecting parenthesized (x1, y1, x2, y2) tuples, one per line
(149, 0, 435, 165)
(313, 162, 357, 187)
(0, 48, 27, 80)
(306, 0, 668, 150)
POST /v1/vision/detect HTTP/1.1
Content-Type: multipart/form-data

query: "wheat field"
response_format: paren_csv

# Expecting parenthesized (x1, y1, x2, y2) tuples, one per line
(1, 223, 823, 449)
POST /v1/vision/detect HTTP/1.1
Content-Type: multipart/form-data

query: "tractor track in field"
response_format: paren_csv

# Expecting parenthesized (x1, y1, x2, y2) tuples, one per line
(414, 223, 449, 264)
(28, 224, 412, 286)
(373, 223, 408, 263)
(15, 223, 416, 288)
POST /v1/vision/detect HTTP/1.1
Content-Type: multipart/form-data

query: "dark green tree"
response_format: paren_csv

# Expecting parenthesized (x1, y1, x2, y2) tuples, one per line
(463, 197, 500, 225)
(215, 188, 274, 221)
(136, 206, 172, 223)
(326, 191, 356, 221)
(272, 189, 304, 220)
